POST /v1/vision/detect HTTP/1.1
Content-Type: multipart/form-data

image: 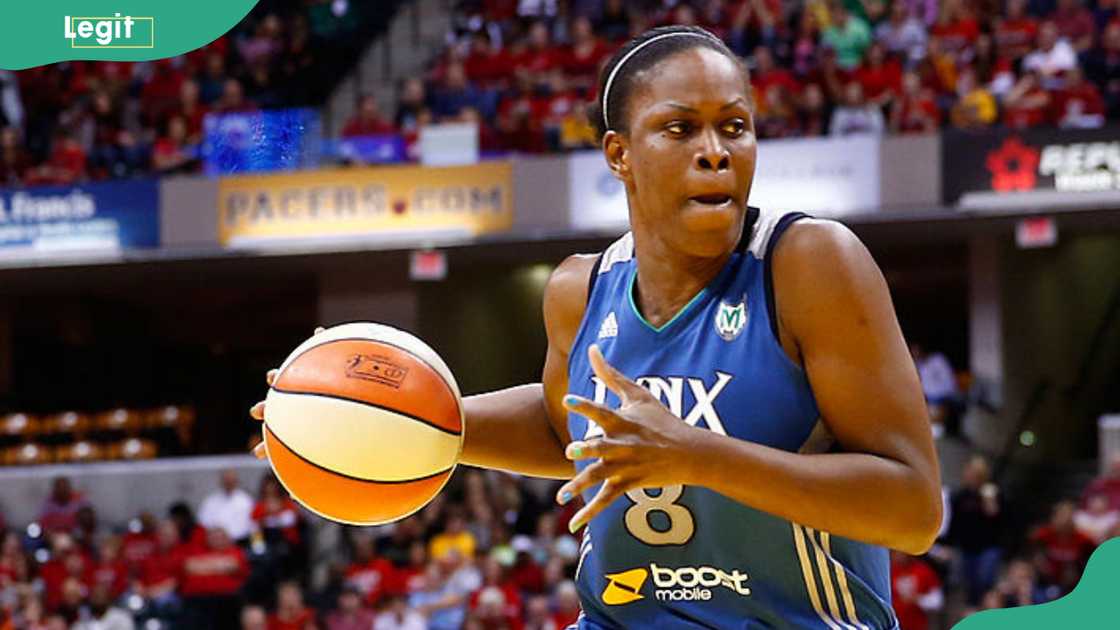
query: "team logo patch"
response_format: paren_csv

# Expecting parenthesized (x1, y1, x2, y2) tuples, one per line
(602, 568, 648, 605)
(715, 297, 747, 341)
(598, 311, 618, 340)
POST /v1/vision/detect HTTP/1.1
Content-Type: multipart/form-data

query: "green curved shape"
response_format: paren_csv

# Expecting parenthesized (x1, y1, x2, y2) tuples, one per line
(953, 536, 1120, 629)
(1, 0, 260, 70)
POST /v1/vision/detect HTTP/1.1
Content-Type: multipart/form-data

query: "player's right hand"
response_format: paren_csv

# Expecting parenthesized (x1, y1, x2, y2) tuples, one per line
(249, 326, 325, 460)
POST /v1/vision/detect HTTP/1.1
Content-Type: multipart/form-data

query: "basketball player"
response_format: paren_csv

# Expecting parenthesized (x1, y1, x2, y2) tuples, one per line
(252, 25, 941, 629)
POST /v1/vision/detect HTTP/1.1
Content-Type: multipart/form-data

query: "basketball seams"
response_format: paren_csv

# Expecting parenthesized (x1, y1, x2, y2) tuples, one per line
(265, 425, 454, 484)
(268, 386, 462, 437)
(274, 337, 463, 434)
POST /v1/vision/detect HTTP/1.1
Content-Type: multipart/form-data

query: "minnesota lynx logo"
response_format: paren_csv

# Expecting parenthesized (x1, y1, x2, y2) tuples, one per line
(715, 297, 747, 341)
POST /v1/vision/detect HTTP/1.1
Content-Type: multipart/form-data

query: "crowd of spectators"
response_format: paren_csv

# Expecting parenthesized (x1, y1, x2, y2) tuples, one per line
(0, 466, 584, 630)
(377, 0, 1120, 154)
(4, 0, 1120, 186)
(892, 453, 1120, 629)
(0, 0, 386, 187)
(0, 451, 1115, 629)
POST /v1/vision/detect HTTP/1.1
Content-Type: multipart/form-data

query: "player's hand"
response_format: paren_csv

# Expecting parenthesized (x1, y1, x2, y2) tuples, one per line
(249, 326, 325, 460)
(555, 344, 703, 533)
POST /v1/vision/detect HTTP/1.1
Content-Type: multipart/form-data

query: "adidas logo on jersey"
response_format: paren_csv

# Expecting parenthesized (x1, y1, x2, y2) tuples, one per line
(598, 312, 618, 339)
(601, 563, 751, 605)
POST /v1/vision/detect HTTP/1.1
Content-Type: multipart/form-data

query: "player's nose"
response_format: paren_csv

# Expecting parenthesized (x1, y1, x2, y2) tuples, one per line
(695, 128, 730, 173)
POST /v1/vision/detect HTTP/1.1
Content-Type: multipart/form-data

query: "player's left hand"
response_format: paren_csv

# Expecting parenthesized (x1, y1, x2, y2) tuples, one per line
(555, 344, 703, 533)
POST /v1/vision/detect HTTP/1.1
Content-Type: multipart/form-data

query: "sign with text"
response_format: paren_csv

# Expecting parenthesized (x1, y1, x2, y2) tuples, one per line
(0, 180, 159, 255)
(217, 162, 513, 246)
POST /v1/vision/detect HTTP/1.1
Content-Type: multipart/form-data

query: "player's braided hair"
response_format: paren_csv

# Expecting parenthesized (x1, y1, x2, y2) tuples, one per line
(589, 25, 749, 141)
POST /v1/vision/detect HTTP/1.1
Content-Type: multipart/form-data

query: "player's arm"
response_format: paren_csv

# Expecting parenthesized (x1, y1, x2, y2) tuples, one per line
(557, 221, 942, 554)
(457, 254, 596, 479)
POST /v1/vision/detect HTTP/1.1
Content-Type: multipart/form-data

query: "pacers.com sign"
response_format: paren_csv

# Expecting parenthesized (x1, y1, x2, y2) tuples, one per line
(64, 14, 155, 48)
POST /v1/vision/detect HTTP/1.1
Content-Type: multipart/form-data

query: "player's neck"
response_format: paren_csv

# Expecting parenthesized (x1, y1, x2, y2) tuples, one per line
(631, 243, 730, 329)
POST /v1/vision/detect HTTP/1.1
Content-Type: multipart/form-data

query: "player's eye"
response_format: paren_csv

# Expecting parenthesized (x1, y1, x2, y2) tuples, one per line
(665, 121, 691, 137)
(722, 119, 746, 137)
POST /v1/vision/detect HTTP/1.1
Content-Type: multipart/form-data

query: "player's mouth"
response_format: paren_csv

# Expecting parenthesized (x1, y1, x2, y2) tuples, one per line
(688, 194, 734, 207)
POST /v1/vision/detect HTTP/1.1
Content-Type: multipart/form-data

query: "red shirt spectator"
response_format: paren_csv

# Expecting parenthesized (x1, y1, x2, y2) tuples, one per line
(512, 22, 560, 77)
(1003, 74, 1052, 128)
(855, 44, 903, 103)
(89, 538, 127, 599)
(42, 549, 91, 611)
(268, 582, 316, 630)
(140, 60, 185, 125)
(178, 529, 249, 598)
(121, 528, 159, 571)
(38, 478, 90, 535)
(1031, 501, 1097, 591)
(995, 0, 1040, 61)
(463, 33, 513, 88)
(931, 7, 980, 55)
(892, 73, 941, 133)
(562, 17, 610, 87)
(752, 46, 802, 109)
(890, 552, 943, 630)
(1083, 456, 1120, 510)
(341, 95, 396, 138)
(345, 535, 395, 606)
(1053, 69, 1106, 125)
(1054, 0, 1097, 51)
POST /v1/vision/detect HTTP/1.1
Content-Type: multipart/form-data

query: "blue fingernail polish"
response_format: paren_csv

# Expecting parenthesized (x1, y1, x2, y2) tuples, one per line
(571, 445, 583, 459)
(560, 491, 572, 505)
(564, 394, 578, 405)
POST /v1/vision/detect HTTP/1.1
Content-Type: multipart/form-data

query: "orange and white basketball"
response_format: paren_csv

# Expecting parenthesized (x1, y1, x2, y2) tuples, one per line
(262, 322, 463, 525)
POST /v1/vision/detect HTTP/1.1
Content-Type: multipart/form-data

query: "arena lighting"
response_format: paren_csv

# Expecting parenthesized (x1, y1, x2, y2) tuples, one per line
(128, 594, 145, 612)
(33, 549, 48, 564)
(25, 523, 40, 539)
(1020, 430, 1037, 447)
(128, 517, 142, 533)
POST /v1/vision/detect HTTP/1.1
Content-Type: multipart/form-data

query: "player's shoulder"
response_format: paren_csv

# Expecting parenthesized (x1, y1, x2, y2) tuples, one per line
(542, 253, 599, 352)
(772, 217, 868, 276)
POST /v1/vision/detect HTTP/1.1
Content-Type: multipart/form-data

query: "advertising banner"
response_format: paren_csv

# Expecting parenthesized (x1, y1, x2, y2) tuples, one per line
(217, 162, 513, 246)
(0, 180, 159, 255)
(567, 135, 883, 231)
(942, 126, 1120, 206)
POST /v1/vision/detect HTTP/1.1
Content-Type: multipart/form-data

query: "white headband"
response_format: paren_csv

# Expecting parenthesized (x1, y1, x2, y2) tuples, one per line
(601, 31, 714, 130)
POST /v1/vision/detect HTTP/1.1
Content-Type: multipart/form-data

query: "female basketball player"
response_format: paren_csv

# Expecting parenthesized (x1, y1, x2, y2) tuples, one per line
(252, 26, 941, 628)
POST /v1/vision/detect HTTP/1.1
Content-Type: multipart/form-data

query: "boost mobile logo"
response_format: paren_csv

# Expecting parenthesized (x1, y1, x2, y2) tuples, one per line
(602, 564, 750, 605)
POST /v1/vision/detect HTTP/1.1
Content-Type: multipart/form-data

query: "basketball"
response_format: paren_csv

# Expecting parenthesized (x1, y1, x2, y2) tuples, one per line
(262, 323, 463, 526)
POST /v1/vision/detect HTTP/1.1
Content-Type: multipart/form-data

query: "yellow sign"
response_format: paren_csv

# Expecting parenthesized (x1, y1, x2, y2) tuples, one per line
(217, 162, 513, 246)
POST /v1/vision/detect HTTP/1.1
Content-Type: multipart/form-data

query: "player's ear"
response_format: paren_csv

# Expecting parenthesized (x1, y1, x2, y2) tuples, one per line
(603, 130, 629, 181)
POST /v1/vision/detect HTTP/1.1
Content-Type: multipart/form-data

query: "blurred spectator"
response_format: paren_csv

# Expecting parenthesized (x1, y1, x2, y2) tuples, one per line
(89, 536, 127, 600)
(430, 63, 488, 121)
(551, 580, 580, 628)
(72, 583, 133, 630)
(1023, 22, 1079, 88)
(464, 32, 512, 89)
(180, 528, 249, 630)
(1030, 500, 1096, 593)
(199, 52, 229, 105)
(213, 79, 258, 114)
(430, 512, 477, 562)
(987, 557, 1052, 607)
(1053, 67, 1107, 127)
(948, 455, 1005, 605)
(930, 0, 980, 57)
(241, 604, 268, 630)
(1082, 455, 1120, 510)
(410, 552, 481, 630)
(1003, 72, 1053, 128)
(972, 35, 1017, 98)
(470, 557, 521, 620)
(876, 2, 929, 65)
(344, 532, 395, 607)
(120, 513, 159, 571)
(910, 343, 962, 438)
(829, 82, 886, 135)
(152, 115, 200, 175)
(995, 0, 1040, 61)
(238, 14, 285, 68)
(563, 16, 609, 90)
(169, 501, 207, 551)
(469, 585, 521, 629)
(198, 470, 255, 544)
(891, 71, 941, 133)
(373, 595, 425, 630)
(855, 42, 903, 109)
(324, 584, 374, 630)
(521, 595, 553, 630)
(0, 126, 30, 185)
(1054, 0, 1096, 52)
(267, 581, 315, 630)
(252, 475, 306, 579)
(138, 520, 185, 623)
(0, 71, 23, 130)
(1086, 22, 1120, 117)
(1073, 493, 1120, 544)
(823, 2, 873, 70)
(395, 78, 429, 134)
(796, 83, 830, 136)
(890, 550, 943, 630)
(38, 477, 90, 536)
(950, 69, 998, 129)
(342, 95, 397, 138)
(596, 0, 630, 42)
(752, 46, 801, 110)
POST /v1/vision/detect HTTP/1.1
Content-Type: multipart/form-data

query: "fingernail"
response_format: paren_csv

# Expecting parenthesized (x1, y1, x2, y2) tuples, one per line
(569, 519, 582, 534)
(569, 444, 584, 459)
(563, 394, 579, 406)
(559, 491, 572, 505)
